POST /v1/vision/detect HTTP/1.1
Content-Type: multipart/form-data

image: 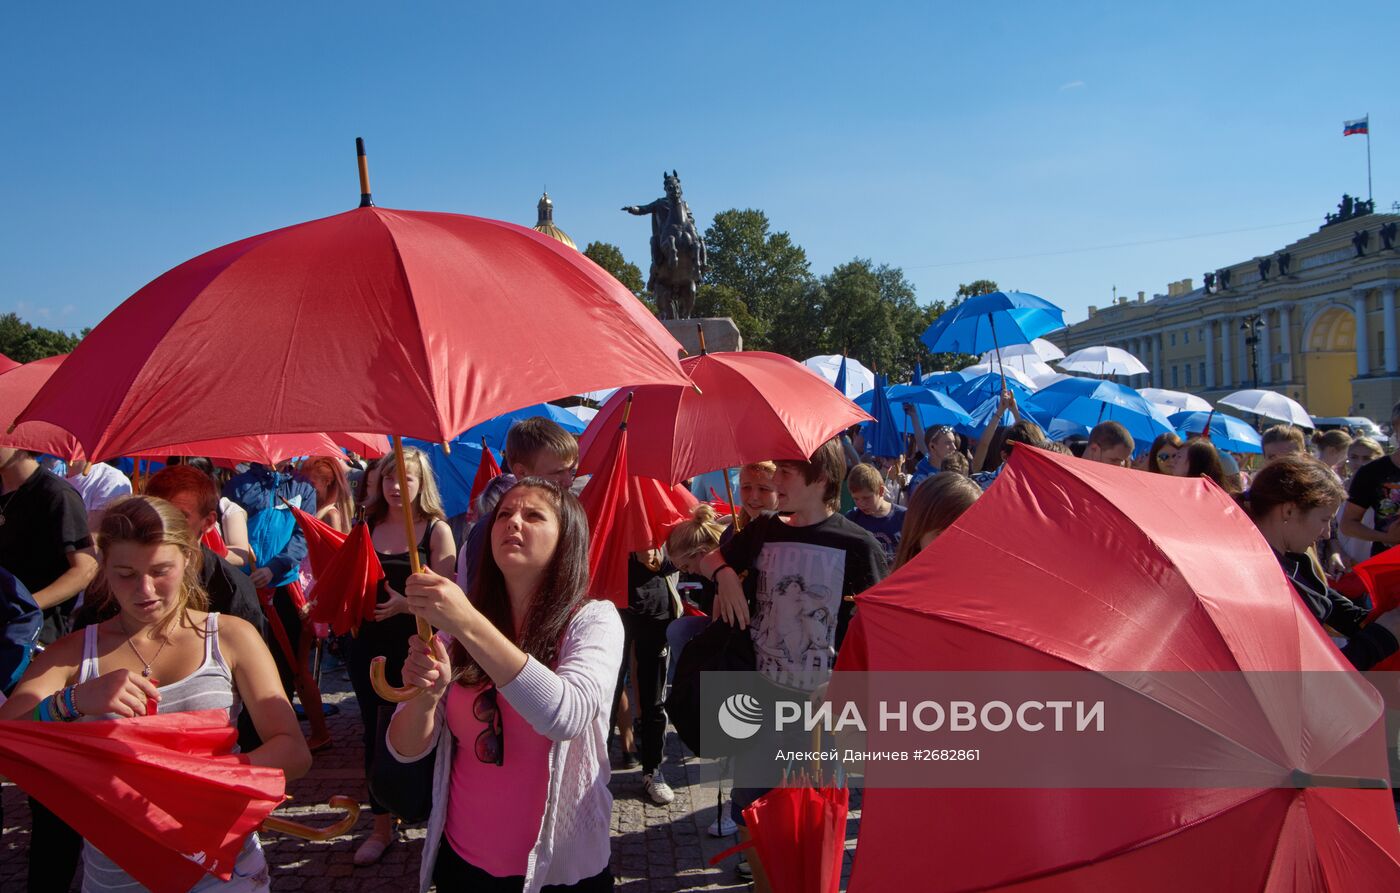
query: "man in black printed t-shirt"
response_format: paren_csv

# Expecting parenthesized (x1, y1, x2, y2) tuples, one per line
(1342, 401, 1400, 557)
(696, 438, 886, 884)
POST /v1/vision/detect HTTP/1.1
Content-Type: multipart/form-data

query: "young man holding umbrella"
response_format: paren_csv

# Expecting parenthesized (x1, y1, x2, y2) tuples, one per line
(696, 438, 886, 884)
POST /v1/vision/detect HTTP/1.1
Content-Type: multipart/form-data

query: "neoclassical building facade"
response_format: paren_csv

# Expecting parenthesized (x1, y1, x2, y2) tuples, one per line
(1051, 202, 1400, 419)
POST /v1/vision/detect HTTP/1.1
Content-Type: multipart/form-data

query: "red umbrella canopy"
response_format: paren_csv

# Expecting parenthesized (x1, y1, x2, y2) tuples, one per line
(836, 447, 1400, 891)
(329, 431, 390, 458)
(577, 351, 873, 484)
(0, 710, 284, 893)
(0, 352, 19, 374)
(578, 406, 697, 606)
(127, 431, 352, 466)
(14, 207, 688, 459)
(0, 355, 84, 460)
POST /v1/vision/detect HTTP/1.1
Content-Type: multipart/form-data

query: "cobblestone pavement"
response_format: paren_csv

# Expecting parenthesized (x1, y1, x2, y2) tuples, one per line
(1, 659, 858, 891)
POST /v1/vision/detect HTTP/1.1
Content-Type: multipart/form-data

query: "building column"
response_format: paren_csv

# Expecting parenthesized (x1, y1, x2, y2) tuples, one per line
(1354, 290, 1371, 377)
(1258, 309, 1272, 385)
(1221, 317, 1234, 387)
(1278, 305, 1293, 382)
(1153, 334, 1163, 388)
(1239, 319, 1252, 388)
(1204, 321, 1217, 389)
(1383, 286, 1398, 374)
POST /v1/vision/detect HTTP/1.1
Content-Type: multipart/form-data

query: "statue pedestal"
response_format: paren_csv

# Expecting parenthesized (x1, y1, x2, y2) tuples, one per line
(662, 318, 742, 357)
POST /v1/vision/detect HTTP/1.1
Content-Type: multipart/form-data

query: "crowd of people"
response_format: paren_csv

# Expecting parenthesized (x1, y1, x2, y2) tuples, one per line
(0, 385, 1398, 892)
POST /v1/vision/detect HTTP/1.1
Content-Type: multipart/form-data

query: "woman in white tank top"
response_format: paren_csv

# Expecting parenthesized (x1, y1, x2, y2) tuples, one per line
(0, 496, 312, 892)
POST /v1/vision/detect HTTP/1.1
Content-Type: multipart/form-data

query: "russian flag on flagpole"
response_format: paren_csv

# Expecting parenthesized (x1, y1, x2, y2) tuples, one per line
(1344, 117, 1369, 136)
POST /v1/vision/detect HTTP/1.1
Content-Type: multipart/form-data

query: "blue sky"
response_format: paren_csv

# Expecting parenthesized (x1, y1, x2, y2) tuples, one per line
(1, 2, 1393, 333)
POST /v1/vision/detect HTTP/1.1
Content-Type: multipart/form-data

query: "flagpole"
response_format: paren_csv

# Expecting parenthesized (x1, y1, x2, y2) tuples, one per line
(1367, 114, 1373, 203)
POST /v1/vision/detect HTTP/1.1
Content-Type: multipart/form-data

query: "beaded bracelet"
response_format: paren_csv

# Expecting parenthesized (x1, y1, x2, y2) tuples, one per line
(62, 685, 82, 719)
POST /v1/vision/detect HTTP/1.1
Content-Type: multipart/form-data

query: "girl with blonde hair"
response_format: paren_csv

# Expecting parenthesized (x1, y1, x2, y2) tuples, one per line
(352, 447, 457, 865)
(892, 473, 983, 570)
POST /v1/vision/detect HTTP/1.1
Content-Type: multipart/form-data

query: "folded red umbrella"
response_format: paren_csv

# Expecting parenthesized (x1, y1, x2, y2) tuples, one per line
(836, 446, 1400, 891)
(579, 396, 696, 607)
(468, 441, 503, 516)
(578, 351, 872, 484)
(712, 778, 849, 893)
(0, 355, 83, 460)
(287, 503, 350, 578)
(1351, 546, 1400, 670)
(304, 522, 385, 635)
(0, 710, 284, 893)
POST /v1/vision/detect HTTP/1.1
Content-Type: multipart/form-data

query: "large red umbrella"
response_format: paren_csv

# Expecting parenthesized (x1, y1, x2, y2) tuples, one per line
(0, 355, 83, 459)
(577, 350, 872, 484)
(14, 213, 685, 461)
(578, 395, 697, 606)
(0, 353, 18, 374)
(835, 447, 1400, 891)
(0, 710, 284, 893)
(12, 141, 688, 701)
(328, 431, 390, 458)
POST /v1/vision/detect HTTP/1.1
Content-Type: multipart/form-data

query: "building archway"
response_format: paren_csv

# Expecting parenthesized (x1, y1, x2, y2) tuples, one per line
(1303, 304, 1357, 416)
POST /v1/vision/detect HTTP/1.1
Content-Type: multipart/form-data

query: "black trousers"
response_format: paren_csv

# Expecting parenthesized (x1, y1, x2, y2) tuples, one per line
(347, 613, 416, 814)
(26, 797, 82, 893)
(433, 836, 614, 891)
(611, 611, 671, 774)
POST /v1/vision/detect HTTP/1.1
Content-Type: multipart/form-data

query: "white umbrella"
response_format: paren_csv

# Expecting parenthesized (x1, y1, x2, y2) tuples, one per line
(979, 338, 1065, 364)
(1219, 389, 1314, 428)
(563, 405, 599, 425)
(1058, 346, 1150, 377)
(1140, 388, 1213, 414)
(575, 387, 619, 405)
(972, 355, 1063, 388)
(1033, 372, 1076, 391)
(803, 354, 876, 397)
(958, 363, 1040, 391)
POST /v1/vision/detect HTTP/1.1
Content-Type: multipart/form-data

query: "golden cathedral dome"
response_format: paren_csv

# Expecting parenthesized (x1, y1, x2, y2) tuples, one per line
(532, 191, 577, 250)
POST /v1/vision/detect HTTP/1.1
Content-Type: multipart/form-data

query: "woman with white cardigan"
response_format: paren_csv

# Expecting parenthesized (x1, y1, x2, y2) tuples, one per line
(387, 477, 623, 892)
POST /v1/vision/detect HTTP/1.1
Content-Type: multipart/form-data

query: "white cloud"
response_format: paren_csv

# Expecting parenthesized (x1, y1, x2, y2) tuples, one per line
(1059, 80, 1086, 91)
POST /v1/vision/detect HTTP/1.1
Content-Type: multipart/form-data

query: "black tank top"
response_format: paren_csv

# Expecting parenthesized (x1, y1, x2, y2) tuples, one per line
(374, 519, 438, 602)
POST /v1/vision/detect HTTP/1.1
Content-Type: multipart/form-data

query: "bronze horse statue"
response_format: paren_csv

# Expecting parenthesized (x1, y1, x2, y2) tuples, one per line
(623, 171, 707, 319)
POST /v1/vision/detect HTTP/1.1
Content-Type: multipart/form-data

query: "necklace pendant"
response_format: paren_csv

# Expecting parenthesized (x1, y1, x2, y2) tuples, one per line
(0, 514, 6, 526)
(142, 667, 153, 678)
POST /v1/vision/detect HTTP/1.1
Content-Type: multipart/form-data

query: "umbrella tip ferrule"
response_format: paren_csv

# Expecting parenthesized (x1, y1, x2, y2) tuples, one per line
(355, 137, 374, 208)
(441, 441, 451, 456)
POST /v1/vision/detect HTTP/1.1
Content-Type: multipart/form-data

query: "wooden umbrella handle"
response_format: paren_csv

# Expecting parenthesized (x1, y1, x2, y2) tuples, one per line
(261, 795, 361, 842)
(370, 436, 435, 702)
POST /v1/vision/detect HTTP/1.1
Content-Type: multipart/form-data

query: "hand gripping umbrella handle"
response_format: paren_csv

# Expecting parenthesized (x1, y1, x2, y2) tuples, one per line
(261, 795, 361, 841)
(370, 436, 436, 702)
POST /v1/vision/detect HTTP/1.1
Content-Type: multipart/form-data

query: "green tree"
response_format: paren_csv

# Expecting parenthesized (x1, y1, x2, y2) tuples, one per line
(956, 279, 999, 300)
(699, 209, 813, 350)
(582, 241, 645, 295)
(0, 313, 84, 363)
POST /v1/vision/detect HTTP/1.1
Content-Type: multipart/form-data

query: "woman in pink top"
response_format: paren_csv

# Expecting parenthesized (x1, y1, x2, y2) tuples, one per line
(387, 477, 623, 893)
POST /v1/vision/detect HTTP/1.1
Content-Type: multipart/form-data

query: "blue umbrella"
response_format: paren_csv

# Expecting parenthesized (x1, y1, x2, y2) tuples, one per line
(401, 438, 486, 518)
(912, 361, 924, 387)
(1054, 396, 1175, 456)
(863, 374, 905, 458)
(1024, 377, 1138, 422)
(834, 354, 849, 396)
(920, 291, 1066, 357)
(950, 373, 1033, 414)
(917, 371, 967, 395)
(956, 394, 1018, 437)
(856, 385, 974, 431)
(1169, 410, 1263, 455)
(464, 402, 586, 453)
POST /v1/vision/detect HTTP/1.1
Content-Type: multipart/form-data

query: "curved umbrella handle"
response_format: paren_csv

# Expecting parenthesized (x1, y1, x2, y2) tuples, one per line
(369, 615, 435, 702)
(261, 795, 361, 841)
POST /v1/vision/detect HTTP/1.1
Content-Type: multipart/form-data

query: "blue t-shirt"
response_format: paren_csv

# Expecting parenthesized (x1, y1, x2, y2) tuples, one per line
(844, 505, 906, 565)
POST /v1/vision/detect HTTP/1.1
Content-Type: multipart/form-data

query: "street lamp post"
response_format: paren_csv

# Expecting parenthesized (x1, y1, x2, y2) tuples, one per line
(1241, 314, 1264, 389)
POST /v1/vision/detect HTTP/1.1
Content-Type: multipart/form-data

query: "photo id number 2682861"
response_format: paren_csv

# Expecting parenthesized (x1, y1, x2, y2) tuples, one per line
(911, 749, 980, 762)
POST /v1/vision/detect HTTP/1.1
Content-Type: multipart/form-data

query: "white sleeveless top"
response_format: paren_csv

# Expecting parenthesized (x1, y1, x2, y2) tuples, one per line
(78, 614, 266, 892)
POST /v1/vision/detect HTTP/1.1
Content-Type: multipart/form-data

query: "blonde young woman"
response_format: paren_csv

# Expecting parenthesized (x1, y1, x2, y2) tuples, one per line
(301, 456, 353, 535)
(351, 447, 457, 865)
(0, 496, 310, 891)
